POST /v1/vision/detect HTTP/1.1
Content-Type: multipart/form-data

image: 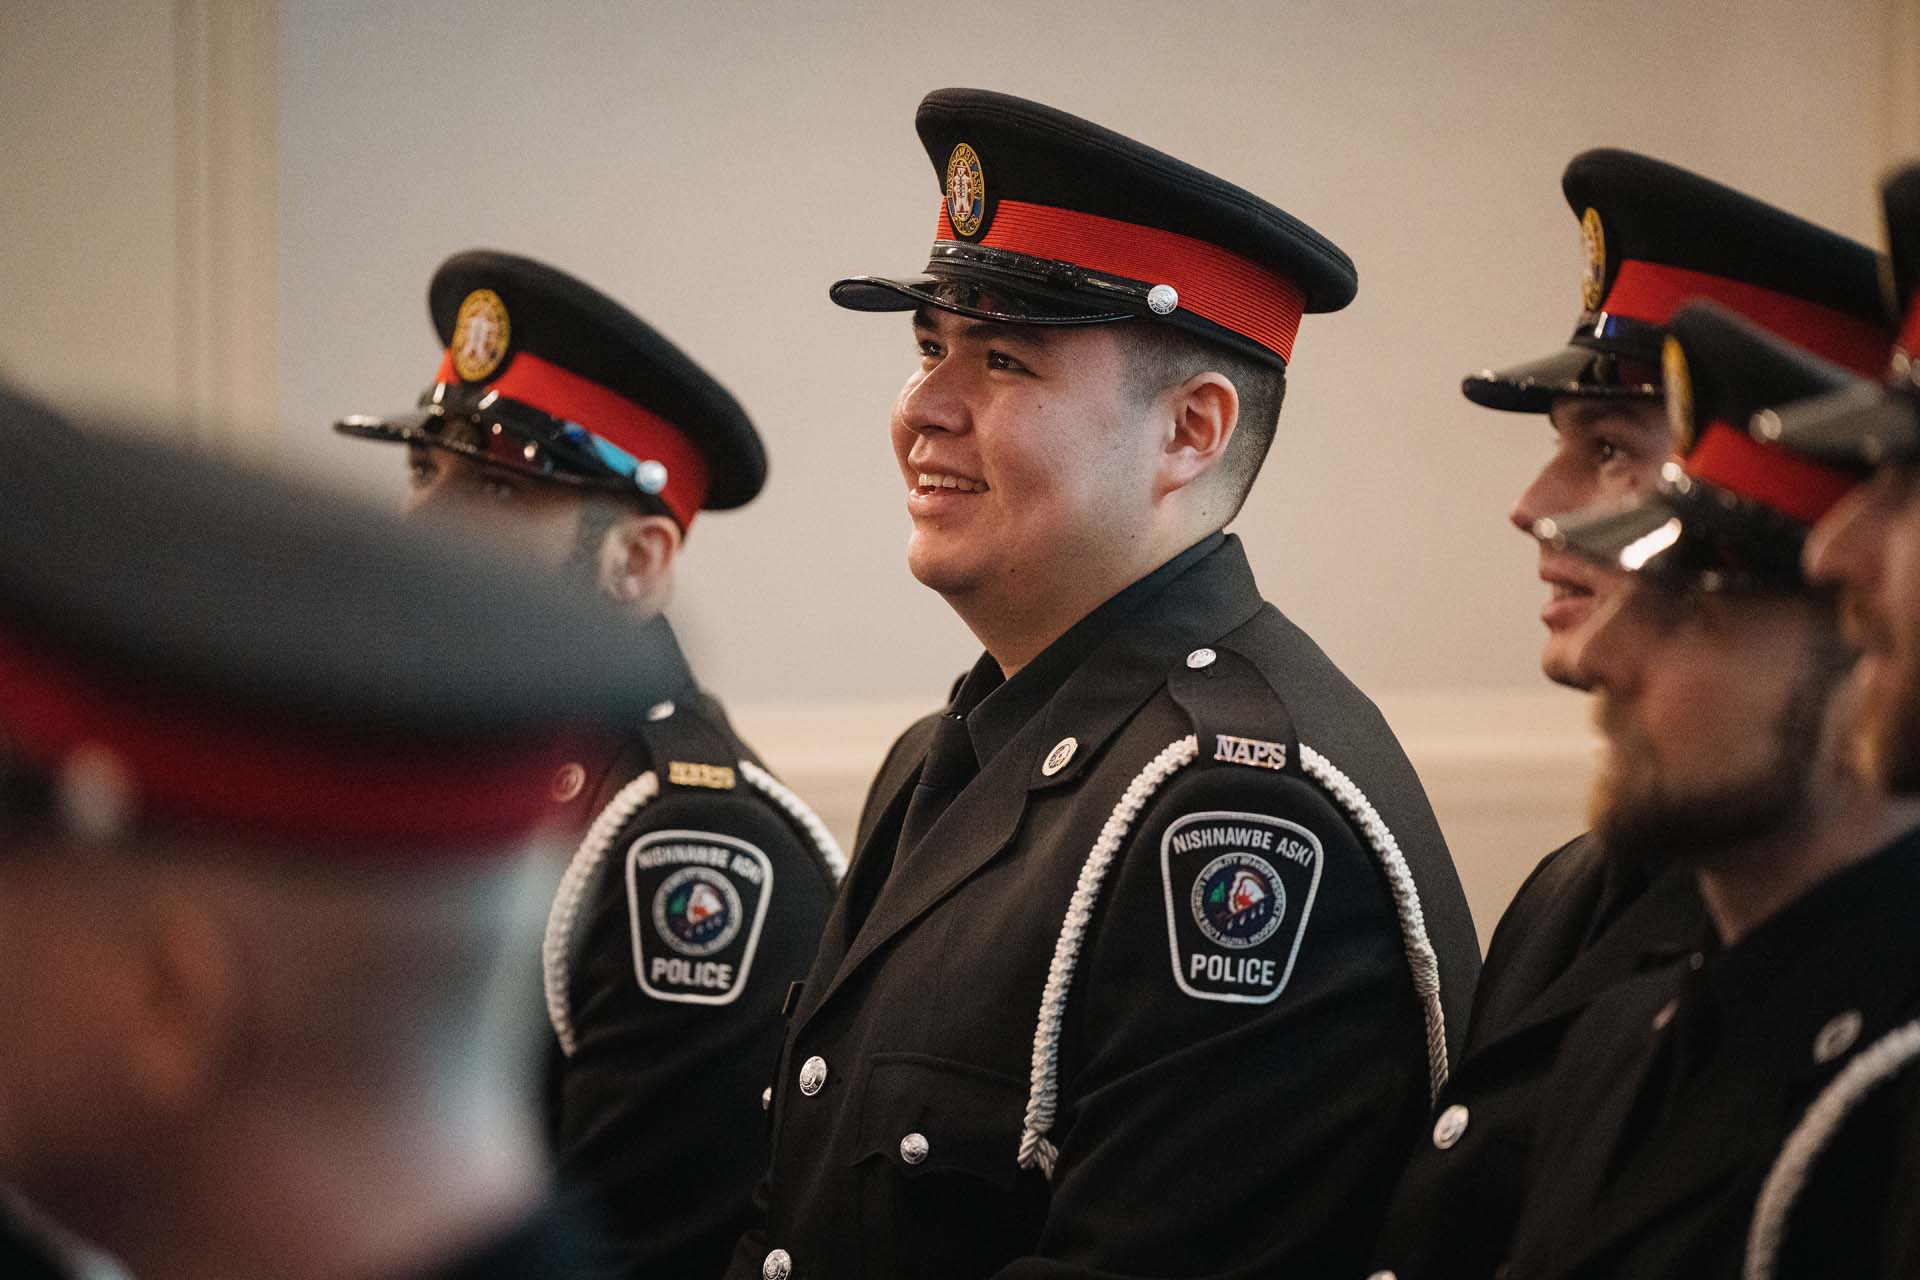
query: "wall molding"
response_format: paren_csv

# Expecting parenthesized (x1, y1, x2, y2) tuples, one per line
(171, 0, 280, 457)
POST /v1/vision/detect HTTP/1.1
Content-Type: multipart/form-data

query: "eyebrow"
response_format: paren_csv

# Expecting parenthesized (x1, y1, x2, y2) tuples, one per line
(910, 307, 1055, 350)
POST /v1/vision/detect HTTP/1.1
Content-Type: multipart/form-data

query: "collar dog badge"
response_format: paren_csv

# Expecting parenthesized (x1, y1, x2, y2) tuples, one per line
(945, 142, 985, 238)
(450, 288, 511, 382)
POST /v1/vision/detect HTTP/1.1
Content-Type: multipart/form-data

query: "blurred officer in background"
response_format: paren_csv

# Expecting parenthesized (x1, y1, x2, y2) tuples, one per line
(0, 392, 682, 1278)
(1372, 150, 1893, 1280)
(334, 251, 842, 1278)
(1739, 160, 1920, 1279)
(1503, 297, 1920, 1278)
(730, 88, 1479, 1280)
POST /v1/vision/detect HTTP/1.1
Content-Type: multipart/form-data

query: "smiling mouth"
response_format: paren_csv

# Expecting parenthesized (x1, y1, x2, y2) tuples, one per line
(914, 471, 990, 493)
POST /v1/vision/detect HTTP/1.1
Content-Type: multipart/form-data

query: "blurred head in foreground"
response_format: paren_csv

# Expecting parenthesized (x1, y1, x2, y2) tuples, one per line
(0, 386, 672, 1279)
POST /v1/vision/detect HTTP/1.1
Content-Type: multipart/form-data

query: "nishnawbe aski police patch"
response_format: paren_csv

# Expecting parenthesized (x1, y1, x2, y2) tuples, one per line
(945, 142, 986, 238)
(1160, 810, 1322, 1004)
(626, 828, 772, 1006)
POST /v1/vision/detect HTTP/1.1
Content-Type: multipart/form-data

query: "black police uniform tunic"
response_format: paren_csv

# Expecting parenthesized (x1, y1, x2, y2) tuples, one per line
(1505, 826, 1920, 1280)
(1369, 837, 1704, 1280)
(544, 618, 840, 1279)
(729, 535, 1481, 1279)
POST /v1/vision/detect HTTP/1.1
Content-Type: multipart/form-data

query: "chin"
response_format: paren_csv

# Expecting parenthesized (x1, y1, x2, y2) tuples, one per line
(1539, 639, 1593, 691)
(904, 538, 979, 599)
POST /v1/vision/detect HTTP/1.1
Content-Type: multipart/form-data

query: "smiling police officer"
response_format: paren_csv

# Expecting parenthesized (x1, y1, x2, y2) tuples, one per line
(1371, 151, 1894, 1280)
(726, 88, 1480, 1280)
(334, 252, 843, 1279)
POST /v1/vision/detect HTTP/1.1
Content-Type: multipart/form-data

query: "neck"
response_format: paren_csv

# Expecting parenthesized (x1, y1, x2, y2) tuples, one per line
(93, 1083, 545, 1280)
(953, 525, 1210, 677)
(1695, 774, 1920, 945)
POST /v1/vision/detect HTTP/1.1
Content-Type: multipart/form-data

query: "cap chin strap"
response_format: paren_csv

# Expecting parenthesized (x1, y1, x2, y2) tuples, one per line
(1015, 736, 1449, 1180)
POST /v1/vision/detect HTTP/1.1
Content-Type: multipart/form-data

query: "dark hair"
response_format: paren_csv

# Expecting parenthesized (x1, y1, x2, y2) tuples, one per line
(1116, 323, 1287, 519)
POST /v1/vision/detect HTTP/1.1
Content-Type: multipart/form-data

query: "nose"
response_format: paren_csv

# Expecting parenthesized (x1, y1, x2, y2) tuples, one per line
(1510, 456, 1581, 536)
(893, 354, 971, 442)
(1804, 482, 1888, 593)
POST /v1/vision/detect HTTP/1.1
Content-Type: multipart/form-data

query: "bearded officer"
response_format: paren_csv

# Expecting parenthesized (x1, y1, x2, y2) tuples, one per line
(1371, 150, 1894, 1280)
(1498, 297, 1920, 1279)
(0, 388, 687, 1278)
(334, 251, 842, 1278)
(1734, 160, 1920, 1280)
(727, 88, 1481, 1280)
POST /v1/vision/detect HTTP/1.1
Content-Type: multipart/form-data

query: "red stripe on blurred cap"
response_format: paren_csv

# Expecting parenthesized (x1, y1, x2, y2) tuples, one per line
(1899, 292, 1920, 363)
(1687, 422, 1857, 524)
(1602, 260, 1891, 377)
(0, 626, 588, 852)
(935, 200, 1306, 363)
(435, 350, 709, 528)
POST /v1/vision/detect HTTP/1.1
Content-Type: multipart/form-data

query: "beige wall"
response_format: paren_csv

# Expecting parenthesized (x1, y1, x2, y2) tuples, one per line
(7, 0, 1918, 938)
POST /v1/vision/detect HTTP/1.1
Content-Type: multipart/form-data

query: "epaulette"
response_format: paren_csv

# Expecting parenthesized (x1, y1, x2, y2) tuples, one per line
(1166, 644, 1303, 782)
(634, 697, 743, 795)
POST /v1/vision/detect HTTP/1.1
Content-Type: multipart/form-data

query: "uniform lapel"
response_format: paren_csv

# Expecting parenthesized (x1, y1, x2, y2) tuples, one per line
(1498, 867, 1702, 1043)
(798, 540, 1265, 1030)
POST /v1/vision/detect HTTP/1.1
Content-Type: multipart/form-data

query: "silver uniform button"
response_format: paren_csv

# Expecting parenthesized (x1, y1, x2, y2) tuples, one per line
(1042, 737, 1078, 776)
(798, 1055, 828, 1096)
(1366, 1272, 1398, 1280)
(761, 1086, 773, 1112)
(762, 1247, 793, 1280)
(899, 1131, 930, 1165)
(1432, 1103, 1470, 1150)
(1813, 1009, 1864, 1065)
(1186, 647, 1217, 669)
(646, 699, 676, 722)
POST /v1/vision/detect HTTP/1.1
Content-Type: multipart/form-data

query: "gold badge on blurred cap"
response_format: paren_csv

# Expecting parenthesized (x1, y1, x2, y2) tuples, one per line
(451, 288, 511, 382)
(1663, 334, 1696, 454)
(1580, 207, 1607, 312)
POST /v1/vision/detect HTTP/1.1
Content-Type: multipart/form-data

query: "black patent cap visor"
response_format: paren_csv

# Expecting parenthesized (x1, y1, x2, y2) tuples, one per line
(1535, 469, 1809, 590)
(1755, 374, 1920, 470)
(334, 392, 669, 502)
(830, 274, 1135, 325)
(1463, 323, 1663, 414)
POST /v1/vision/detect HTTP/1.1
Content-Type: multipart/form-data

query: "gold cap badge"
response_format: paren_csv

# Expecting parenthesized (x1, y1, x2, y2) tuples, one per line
(1580, 208, 1607, 313)
(451, 288, 511, 383)
(1662, 334, 1696, 454)
(945, 143, 985, 238)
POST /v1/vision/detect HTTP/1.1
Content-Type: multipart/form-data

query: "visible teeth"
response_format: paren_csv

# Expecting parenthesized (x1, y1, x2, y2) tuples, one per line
(916, 472, 988, 493)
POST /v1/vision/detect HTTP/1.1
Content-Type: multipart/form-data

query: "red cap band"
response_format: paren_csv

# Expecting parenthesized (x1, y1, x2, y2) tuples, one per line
(1899, 292, 1920, 364)
(435, 350, 710, 528)
(1602, 260, 1891, 377)
(935, 200, 1307, 363)
(1687, 422, 1857, 524)
(0, 627, 585, 853)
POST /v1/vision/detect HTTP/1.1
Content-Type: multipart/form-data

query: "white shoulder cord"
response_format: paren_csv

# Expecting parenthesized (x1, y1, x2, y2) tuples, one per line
(1744, 1018, 1920, 1280)
(739, 758, 849, 882)
(1016, 736, 1451, 1180)
(1299, 744, 1450, 1102)
(543, 771, 658, 1057)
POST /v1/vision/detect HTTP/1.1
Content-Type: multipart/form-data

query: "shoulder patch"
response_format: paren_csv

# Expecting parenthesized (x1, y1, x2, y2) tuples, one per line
(625, 829, 772, 1005)
(1159, 809, 1322, 1004)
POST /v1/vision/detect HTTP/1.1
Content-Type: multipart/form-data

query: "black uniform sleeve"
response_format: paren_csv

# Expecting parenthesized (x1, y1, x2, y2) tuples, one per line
(554, 787, 834, 1280)
(994, 762, 1432, 1278)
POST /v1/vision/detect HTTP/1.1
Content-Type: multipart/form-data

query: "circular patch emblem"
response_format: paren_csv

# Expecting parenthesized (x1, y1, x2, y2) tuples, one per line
(1580, 207, 1607, 312)
(450, 288, 511, 382)
(652, 866, 743, 957)
(1189, 852, 1286, 949)
(1662, 334, 1696, 454)
(945, 143, 986, 238)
